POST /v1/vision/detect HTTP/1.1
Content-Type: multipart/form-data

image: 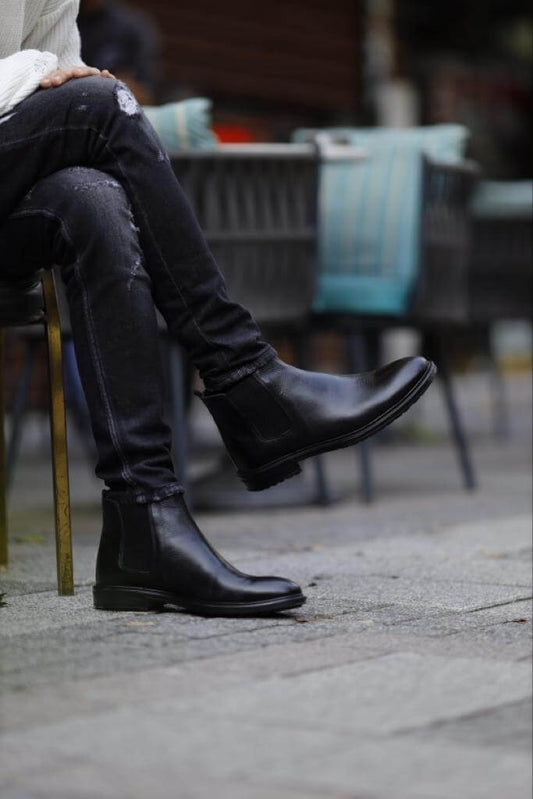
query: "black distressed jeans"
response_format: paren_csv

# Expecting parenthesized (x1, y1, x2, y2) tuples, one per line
(0, 77, 275, 502)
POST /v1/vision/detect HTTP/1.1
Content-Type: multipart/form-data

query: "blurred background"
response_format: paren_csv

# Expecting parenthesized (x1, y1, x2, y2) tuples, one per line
(3, 0, 532, 505)
(2, 5, 532, 797)
(76, 0, 532, 173)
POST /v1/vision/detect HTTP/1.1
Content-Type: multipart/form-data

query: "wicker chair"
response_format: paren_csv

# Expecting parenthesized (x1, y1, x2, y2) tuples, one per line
(467, 180, 532, 436)
(171, 144, 318, 330)
(301, 129, 479, 501)
(170, 144, 332, 507)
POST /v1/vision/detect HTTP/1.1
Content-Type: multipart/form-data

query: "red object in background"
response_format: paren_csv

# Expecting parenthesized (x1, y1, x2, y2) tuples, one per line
(213, 124, 257, 143)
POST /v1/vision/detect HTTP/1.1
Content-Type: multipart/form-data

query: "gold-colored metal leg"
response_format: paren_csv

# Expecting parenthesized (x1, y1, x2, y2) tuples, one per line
(0, 330, 8, 567)
(42, 271, 74, 596)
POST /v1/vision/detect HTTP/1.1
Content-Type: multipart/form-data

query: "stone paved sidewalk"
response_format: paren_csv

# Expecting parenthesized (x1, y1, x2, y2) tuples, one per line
(1, 374, 531, 799)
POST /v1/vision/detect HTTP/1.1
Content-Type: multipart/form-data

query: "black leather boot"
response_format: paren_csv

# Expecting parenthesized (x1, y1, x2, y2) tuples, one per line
(200, 355, 436, 491)
(93, 493, 305, 616)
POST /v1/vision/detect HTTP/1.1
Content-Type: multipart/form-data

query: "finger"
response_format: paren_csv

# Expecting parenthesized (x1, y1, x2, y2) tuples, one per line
(41, 66, 101, 87)
(71, 66, 100, 78)
(41, 68, 74, 87)
(40, 65, 103, 88)
(40, 70, 63, 87)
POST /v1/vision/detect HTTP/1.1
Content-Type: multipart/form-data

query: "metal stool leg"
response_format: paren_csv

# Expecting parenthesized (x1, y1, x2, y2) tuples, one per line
(438, 358, 477, 491)
(346, 331, 374, 503)
(0, 331, 8, 567)
(294, 329, 334, 506)
(167, 342, 189, 492)
(42, 271, 74, 596)
(425, 330, 476, 491)
(483, 327, 511, 440)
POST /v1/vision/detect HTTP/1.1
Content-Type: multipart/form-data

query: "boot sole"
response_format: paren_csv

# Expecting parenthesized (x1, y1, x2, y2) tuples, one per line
(239, 360, 437, 491)
(93, 585, 306, 617)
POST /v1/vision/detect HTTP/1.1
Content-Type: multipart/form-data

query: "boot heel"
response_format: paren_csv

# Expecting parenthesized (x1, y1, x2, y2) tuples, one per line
(93, 585, 172, 612)
(240, 460, 302, 491)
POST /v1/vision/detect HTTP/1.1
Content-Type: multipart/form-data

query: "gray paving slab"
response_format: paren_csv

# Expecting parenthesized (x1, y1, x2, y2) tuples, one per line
(131, 651, 531, 736)
(1, 617, 529, 732)
(1, 516, 531, 693)
(232, 513, 532, 586)
(2, 641, 530, 796)
(1, 579, 530, 693)
(1, 373, 531, 799)
(403, 697, 533, 752)
(306, 572, 532, 612)
(1, 782, 338, 799)
(1, 713, 530, 799)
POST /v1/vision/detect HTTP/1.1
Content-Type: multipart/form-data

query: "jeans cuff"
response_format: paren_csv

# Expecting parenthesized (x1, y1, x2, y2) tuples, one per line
(103, 483, 184, 505)
(205, 346, 278, 393)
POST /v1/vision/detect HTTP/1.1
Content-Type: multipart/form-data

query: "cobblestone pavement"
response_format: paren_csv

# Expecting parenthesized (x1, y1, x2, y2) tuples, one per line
(1, 373, 531, 799)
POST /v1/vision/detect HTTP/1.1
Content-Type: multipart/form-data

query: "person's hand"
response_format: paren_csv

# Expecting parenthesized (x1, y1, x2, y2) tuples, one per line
(40, 65, 115, 88)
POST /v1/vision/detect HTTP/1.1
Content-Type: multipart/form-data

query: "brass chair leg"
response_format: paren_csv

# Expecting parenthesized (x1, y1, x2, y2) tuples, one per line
(0, 330, 8, 567)
(42, 271, 74, 596)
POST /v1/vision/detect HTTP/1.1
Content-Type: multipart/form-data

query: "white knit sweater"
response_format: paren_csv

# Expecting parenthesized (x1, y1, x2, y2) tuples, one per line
(0, 0, 84, 116)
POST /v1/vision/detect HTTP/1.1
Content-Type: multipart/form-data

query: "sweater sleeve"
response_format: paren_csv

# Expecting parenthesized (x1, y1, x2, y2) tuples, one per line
(22, 0, 85, 69)
(0, 50, 58, 117)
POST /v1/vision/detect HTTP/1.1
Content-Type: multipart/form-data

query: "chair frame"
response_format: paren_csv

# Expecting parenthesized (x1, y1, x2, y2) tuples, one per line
(0, 270, 74, 595)
(310, 151, 480, 502)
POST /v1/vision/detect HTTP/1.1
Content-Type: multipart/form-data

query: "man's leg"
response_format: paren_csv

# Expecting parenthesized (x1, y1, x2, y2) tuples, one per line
(0, 77, 275, 392)
(0, 78, 436, 496)
(0, 80, 436, 614)
(0, 168, 305, 614)
(0, 168, 180, 501)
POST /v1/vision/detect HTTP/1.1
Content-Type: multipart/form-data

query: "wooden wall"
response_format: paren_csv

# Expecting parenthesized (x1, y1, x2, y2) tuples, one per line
(129, 0, 362, 115)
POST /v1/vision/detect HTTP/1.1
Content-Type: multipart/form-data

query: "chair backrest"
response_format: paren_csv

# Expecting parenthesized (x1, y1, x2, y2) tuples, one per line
(411, 156, 478, 324)
(170, 144, 319, 329)
(293, 125, 470, 318)
(468, 181, 533, 322)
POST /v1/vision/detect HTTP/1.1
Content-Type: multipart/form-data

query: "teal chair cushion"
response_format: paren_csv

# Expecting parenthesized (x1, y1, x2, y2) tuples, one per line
(143, 98, 218, 151)
(292, 125, 469, 315)
(471, 180, 533, 219)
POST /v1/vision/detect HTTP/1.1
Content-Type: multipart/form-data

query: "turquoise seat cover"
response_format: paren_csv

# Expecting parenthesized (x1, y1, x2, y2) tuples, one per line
(292, 125, 469, 316)
(143, 98, 217, 151)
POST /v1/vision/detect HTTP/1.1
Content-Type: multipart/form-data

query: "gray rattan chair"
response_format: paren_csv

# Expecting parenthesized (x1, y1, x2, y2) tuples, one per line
(469, 184, 532, 322)
(170, 144, 331, 507)
(171, 145, 318, 330)
(310, 150, 480, 500)
(466, 183, 532, 436)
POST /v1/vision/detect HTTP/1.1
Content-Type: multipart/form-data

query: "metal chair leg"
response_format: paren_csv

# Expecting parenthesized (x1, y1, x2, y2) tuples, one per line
(482, 327, 511, 440)
(425, 330, 477, 491)
(6, 337, 39, 491)
(438, 360, 477, 491)
(167, 342, 189, 492)
(294, 329, 334, 506)
(0, 331, 8, 567)
(346, 331, 374, 503)
(487, 356, 510, 440)
(42, 271, 74, 596)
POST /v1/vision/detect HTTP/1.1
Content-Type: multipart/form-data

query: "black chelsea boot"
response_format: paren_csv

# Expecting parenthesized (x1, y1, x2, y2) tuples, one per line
(93, 493, 305, 616)
(200, 355, 436, 491)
